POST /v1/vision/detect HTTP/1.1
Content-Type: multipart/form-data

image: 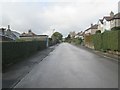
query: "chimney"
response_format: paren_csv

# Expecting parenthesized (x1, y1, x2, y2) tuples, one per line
(8, 25, 10, 29)
(91, 23, 93, 27)
(7, 25, 11, 31)
(28, 29, 31, 33)
(1, 28, 5, 35)
(110, 11, 114, 17)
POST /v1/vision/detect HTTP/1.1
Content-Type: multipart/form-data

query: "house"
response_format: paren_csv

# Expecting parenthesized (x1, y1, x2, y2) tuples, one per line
(0, 25, 20, 41)
(20, 30, 49, 47)
(75, 31, 84, 39)
(0, 28, 6, 36)
(84, 24, 98, 36)
(102, 11, 114, 31)
(12, 31, 21, 39)
(69, 31, 76, 38)
(20, 35, 48, 41)
(0, 28, 12, 41)
(98, 19, 104, 33)
(21, 29, 36, 36)
(110, 12, 120, 29)
(83, 24, 98, 49)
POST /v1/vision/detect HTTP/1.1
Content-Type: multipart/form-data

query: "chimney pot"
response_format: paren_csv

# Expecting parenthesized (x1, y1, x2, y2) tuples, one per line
(8, 25, 10, 29)
(91, 23, 93, 27)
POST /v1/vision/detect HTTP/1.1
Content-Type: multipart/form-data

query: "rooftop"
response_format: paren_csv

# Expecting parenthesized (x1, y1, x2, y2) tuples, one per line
(103, 16, 112, 21)
(20, 35, 48, 37)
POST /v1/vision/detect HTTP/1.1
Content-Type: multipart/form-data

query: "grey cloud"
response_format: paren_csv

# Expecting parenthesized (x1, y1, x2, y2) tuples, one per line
(1, 1, 119, 37)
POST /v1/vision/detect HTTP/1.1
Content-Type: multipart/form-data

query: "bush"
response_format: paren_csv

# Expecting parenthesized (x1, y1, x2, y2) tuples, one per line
(71, 37, 83, 45)
(111, 27, 120, 30)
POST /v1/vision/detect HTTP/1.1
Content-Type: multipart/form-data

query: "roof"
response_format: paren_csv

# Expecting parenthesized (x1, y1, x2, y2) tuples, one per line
(103, 13, 120, 21)
(89, 24, 98, 29)
(111, 12, 120, 19)
(21, 32, 36, 36)
(21, 30, 36, 36)
(0, 28, 6, 31)
(76, 31, 83, 36)
(20, 35, 48, 37)
(99, 19, 103, 24)
(84, 24, 98, 33)
(12, 31, 21, 38)
(103, 16, 112, 21)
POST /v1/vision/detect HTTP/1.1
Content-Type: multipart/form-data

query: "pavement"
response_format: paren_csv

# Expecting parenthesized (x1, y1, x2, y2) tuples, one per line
(13, 43, 118, 88)
(2, 45, 57, 88)
(75, 44, 119, 62)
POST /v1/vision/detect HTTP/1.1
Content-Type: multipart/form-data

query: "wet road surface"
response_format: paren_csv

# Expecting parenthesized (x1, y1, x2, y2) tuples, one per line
(15, 43, 118, 88)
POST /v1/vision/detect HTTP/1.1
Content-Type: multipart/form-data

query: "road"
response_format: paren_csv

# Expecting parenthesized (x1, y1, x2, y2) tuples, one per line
(15, 43, 118, 88)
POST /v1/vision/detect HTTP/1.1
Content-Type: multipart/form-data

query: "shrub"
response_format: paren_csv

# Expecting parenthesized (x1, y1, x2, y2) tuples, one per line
(111, 27, 120, 30)
(71, 37, 83, 45)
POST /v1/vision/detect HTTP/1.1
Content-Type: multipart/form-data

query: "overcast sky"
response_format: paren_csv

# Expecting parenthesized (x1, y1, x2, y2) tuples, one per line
(0, 0, 119, 37)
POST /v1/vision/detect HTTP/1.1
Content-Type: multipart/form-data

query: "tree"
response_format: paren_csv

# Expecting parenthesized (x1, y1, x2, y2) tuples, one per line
(67, 34, 71, 39)
(65, 34, 71, 42)
(51, 32, 63, 43)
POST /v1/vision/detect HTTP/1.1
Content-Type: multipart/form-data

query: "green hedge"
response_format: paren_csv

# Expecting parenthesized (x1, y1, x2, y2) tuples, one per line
(85, 30, 120, 52)
(48, 38, 59, 46)
(84, 35, 93, 47)
(71, 37, 83, 45)
(92, 33, 102, 50)
(93, 30, 119, 51)
(2, 41, 47, 68)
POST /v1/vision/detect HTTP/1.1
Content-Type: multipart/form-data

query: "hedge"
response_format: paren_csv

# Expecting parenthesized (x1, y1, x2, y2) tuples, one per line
(48, 38, 60, 46)
(71, 37, 83, 45)
(2, 41, 47, 68)
(84, 35, 94, 48)
(84, 30, 120, 52)
(92, 33, 102, 50)
(94, 30, 119, 51)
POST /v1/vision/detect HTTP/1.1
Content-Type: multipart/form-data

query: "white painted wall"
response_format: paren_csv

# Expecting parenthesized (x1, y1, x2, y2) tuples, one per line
(85, 29, 91, 35)
(103, 19, 111, 31)
(111, 19, 120, 29)
(98, 21, 103, 33)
